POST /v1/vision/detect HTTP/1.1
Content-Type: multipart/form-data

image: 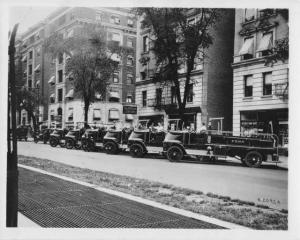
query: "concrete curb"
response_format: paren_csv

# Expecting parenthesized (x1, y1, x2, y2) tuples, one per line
(18, 164, 251, 230)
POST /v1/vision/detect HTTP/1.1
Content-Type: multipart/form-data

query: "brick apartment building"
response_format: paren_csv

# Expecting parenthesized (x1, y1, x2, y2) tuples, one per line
(135, 9, 235, 131)
(232, 9, 288, 146)
(18, 7, 137, 129)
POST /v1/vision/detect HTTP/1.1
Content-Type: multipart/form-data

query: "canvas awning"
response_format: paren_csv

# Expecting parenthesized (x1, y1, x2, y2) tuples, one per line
(93, 109, 101, 119)
(48, 76, 55, 84)
(66, 72, 73, 80)
(125, 114, 134, 121)
(140, 65, 147, 73)
(22, 55, 27, 61)
(95, 93, 102, 99)
(36, 80, 40, 86)
(112, 33, 121, 42)
(65, 89, 74, 98)
(50, 93, 55, 99)
(239, 37, 254, 55)
(34, 64, 40, 72)
(109, 91, 120, 100)
(257, 33, 272, 52)
(109, 109, 120, 120)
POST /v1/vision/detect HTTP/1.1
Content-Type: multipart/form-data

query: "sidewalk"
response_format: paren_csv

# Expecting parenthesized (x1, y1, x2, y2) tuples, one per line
(19, 165, 247, 229)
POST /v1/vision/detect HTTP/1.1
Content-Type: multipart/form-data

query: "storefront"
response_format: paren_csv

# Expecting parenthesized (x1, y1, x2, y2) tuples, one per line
(240, 109, 288, 146)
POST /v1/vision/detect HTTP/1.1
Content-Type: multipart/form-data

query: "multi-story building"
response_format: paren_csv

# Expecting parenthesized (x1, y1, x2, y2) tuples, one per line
(232, 9, 288, 146)
(135, 9, 235, 131)
(18, 7, 137, 129)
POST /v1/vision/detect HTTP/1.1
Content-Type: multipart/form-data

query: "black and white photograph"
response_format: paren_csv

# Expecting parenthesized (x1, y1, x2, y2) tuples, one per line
(1, 0, 299, 239)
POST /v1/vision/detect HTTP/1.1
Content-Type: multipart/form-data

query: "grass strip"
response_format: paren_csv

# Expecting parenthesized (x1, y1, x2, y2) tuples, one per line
(18, 155, 287, 230)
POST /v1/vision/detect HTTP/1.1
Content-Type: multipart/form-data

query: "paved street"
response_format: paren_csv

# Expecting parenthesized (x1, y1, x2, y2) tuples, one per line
(18, 141, 288, 210)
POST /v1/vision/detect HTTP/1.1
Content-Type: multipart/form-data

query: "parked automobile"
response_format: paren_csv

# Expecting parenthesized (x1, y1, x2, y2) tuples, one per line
(81, 126, 111, 152)
(33, 128, 53, 144)
(163, 129, 279, 168)
(16, 125, 29, 141)
(49, 128, 69, 147)
(65, 128, 86, 149)
(103, 128, 133, 154)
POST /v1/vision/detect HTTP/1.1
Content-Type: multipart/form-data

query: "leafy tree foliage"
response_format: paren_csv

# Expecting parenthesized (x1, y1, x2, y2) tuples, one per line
(44, 24, 130, 125)
(135, 8, 219, 117)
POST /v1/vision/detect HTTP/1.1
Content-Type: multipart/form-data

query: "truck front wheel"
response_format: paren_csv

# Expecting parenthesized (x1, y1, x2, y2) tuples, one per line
(167, 146, 184, 162)
(243, 151, 263, 168)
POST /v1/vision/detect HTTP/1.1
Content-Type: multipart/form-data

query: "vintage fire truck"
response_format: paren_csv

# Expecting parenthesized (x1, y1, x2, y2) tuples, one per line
(103, 127, 133, 154)
(162, 129, 279, 168)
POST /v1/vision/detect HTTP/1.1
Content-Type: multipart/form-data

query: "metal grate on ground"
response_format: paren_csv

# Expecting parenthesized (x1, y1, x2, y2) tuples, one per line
(18, 168, 225, 229)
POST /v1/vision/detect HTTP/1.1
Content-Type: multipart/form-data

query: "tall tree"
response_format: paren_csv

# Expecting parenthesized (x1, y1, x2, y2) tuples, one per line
(44, 24, 129, 126)
(135, 8, 219, 119)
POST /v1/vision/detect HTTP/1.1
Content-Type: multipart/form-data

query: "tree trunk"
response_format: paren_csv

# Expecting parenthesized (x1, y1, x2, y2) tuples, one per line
(84, 99, 90, 128)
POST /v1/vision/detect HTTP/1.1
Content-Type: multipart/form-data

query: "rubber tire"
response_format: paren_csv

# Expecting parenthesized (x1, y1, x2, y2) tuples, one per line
(66, 139, 74, 149)
(50, 138, 58, 147)
(104, 142, 118, 155)
(244, 151, 263, 168)
(167, 146, 184, 162)
(130, 144, 145, 158)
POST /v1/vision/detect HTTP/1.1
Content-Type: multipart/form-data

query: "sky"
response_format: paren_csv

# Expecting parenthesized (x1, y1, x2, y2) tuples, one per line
(9, 6, 58, 35)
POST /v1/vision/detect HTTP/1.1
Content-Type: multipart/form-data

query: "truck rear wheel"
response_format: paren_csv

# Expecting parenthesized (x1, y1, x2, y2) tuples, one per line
(104, 142, 118, 154)
(244, 151, 263, 168)
(49, 138, 58, 147)
(167, 146, 183, 162)
(130, 144, 145, 158)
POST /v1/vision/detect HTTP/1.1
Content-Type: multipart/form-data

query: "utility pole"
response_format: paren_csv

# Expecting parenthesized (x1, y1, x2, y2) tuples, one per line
(7, 23, 19, 227)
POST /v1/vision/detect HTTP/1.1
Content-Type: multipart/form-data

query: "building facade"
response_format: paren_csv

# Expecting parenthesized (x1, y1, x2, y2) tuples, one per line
(232, 9, 288, 146)
(135, 9, 235, 131)
(18, 7, 137, 129)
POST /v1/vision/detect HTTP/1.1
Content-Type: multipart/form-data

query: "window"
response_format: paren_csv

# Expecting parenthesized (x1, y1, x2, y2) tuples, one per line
(263, 72, 272, 95)
(96, 13, 102, 21)
(171, 86, 177, 104)
(58, 52, 64, 64)
(156, 88, 162, 105)
(143, 36, 149, 52)
(187, 84, 193, 102)
(127, 38, 133, 48)
(127, 55, 134, 66)
(258, 32, 273, 57)
(58, 70, 63, 83)
(126, 95, 132, 103)
(245, 9, 255, 22)
(142, 91, 147, 107)
(29, 51, 33, 59)
(50, 114, 55, 121)
(58, 88, 63, 102)
(113, 72, 119, 83)
(188, 18, 195, 25)
(68, 108, 74, 121)
(50, 94, 55, 103)
(36, 47, 41, 57)
(239, 37, 254, 60)
(28, 64, 33, 75)
(140, 65, 147, 80)
(109, 109, 120, 120)
(127, 18, 134, 27)
(28, 80, 32, 88)
(127, 74, 134, 84)
(29, 35, 35, 44)
(110, 16, 120, 24)
(108, 32, 121, 45)
(244, 75, 253, 97)
(93, 109, 101, 121)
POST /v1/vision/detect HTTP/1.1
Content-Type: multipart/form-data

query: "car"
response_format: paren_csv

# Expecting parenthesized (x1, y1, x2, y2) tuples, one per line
(81, 126, 111, 152)
(128, 129, 165, 158)
(33, 128, 53, 144)
(49, 128, 69, 147)
(163, 129, 279, 168)
(65, 128, 86, 149)
(16, 125, 29, 141)
(103, 127, 133, 154)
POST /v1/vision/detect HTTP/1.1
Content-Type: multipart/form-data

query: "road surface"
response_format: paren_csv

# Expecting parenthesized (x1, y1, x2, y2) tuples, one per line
(18, 141, 288, 209)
